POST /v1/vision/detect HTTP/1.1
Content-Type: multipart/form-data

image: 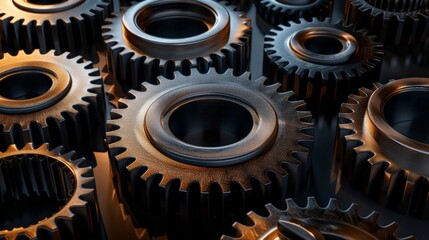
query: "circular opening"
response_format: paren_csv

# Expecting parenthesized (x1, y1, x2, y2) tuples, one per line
(304, 36, 344, 55)
(0, 71, 53, 100)
(168, 99, 254, 147)
(0, 154, 75, 230)
(384, 90, 429, 144)
(136, 2, 216, 39)
(25, 0, 67, 4)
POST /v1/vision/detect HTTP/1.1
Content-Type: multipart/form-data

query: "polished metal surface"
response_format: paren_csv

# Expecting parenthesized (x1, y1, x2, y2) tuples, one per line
(12, 0, 84, 13)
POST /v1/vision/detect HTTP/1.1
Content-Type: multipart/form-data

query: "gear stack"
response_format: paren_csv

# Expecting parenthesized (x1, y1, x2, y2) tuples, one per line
(339, 78, 429, 219)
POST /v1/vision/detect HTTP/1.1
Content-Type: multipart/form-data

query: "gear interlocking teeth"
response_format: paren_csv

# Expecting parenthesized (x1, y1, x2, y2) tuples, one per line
(102, 0, 251, 91)
(344, 0, 429, 45)
(339, 78, 429, 219)
(0, 143, 96, 240)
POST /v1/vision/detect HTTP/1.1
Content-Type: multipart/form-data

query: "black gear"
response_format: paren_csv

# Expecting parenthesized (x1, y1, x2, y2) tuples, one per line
(339, 78, 429, 219)
(107, 68, 313, 239)
(254, 0, 333, 26)
(221, 197, 415, 239)
(344, 0, 429, 45)
(264, 18, 383, 113)
(0, 143, 97, 240)
(102, 0, 251, 91)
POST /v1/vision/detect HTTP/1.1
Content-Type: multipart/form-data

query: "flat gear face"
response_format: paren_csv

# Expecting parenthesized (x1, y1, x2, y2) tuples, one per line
(221, 197, 415, 240)
(0, 143, 95, 240)
(107, 68, 313, 239)
(339, 78, 429, 219)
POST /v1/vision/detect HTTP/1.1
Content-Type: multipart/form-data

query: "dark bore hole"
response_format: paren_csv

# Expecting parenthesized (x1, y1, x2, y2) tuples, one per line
(0, 71, 53, 100)
(169, 99, 254, 147)
(144, 17, 209, 39)
(0, 154, 75, 230)
(26, 0, 68, 5)
(305, 36, 343, 55)
(384, 90, 429, 144)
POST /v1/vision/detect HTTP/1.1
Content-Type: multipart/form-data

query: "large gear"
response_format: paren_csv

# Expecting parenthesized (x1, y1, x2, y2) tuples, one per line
(0, 50, 105, 159)
(102, 0, 251, 91)
(0, 143, 96, 240)
(254, 0, 334, 26)
(339, 78, 429, 219)
(107, 68, 313, 239)
(0, 0, 111, 57)
(264, 18, 383, 113)
(221, 197, 415, 239)
(344, 0, 429, 45)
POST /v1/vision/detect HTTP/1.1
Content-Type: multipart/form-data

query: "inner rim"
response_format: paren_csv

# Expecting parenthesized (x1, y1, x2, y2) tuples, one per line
(0, 154, 75, 230)
(365, 0, 425, 12)
(168, 99, 253, 147)
(26, 0, 67, 4)
(0, 71, 53, 100)
(384, 90, 429, 144)
(304, 36, 344, 55)
(136, 2, 216, 39)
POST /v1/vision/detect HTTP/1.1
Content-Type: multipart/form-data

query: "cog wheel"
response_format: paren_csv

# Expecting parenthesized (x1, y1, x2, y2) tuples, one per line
(0, 0, 111, 57)
(221, 197, 415, 240)
(344, 0, 429, 45)
(0, 50, 105, 160)
(102, 0, 251, 91)
(264, 18, 383, 113)
(254, 0, 334, 26)
(107, 68, 313, 239)
(0, 143, 96, 240)
(339, 78, 429, 219)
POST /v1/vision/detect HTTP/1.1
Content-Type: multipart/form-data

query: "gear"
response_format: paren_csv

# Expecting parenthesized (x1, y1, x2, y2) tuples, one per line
(344, 0, 429, 45)
(339, 78, 429, 219)
(107, 68, 313, 239)
(264, 18, 383, 113)
(0, 143, 96, 240)
(221, 197, 415, 239)
(0, 50, 105, 160)
(254, 0, 334, 26)
(102, 0, 251, 91)
(0, 0, 111, 57)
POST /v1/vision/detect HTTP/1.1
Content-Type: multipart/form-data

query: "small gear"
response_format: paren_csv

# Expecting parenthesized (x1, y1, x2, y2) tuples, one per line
(221, 197, 415, 239)
(0, 143, 96, 240)
(344, 0, 429, 45)
(339, 78, 429, 218)
(264, 18, 383, 113)
(0, 50, 105, 160)
(254, 0, 334, 26)
(107, 68, 313, 239)
(102, 0, 251, 91)
(0, 0, 111, 57)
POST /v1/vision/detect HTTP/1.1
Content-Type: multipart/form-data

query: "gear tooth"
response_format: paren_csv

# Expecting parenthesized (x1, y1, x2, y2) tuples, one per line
(365, 211, 380, 223)
(285, 198, 299, 210)
(265, 203, 280, 216)
(21, 143, 35, 151)
(306, 197, 319, 209)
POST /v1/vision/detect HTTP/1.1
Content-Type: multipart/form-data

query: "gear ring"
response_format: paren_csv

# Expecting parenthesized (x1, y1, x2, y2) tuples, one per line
(344, 0, 429, 45)
(254, 0, 333, 26)
(0, 0, 111, 57)
(107, 68, 313, 239)
(102, 0, 251, 91)
(0, 143, 96, 240)
(0, 50, 105, 160)
(221, 197, 414, 239)
(264, 18, 383, 113)
(339, 78, 429, 218)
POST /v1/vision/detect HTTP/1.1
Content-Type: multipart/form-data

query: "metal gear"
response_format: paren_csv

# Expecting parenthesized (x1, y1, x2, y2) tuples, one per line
(264, 18, 384, 113)
(102, 0, 251, 91)
(0, 0, 111, 57)
(221, 197, 415, 240)
(107, 68, 313, 239)
(344, 0, 429, 45)
(254, 0, 334, 26)
(339, 78, 429, 219)
(0, 143, 96, 240)
(0, 50, 105, 159)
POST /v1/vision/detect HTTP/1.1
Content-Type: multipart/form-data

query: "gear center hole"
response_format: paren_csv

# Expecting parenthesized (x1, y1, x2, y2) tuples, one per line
(168, 99, 254, 147)
(304, 36, 344, 55)
(384, 90, 429, 144)
(25, 0, 68, 5)
(0, 71, 53, 100)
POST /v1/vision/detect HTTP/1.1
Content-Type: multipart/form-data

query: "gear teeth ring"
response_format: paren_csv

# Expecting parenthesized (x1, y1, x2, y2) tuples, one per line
(339, 78, 429, 219)
(0, 143, 97, 240)
(102, 0, 251, 91)
(107, 68, 313, 239)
